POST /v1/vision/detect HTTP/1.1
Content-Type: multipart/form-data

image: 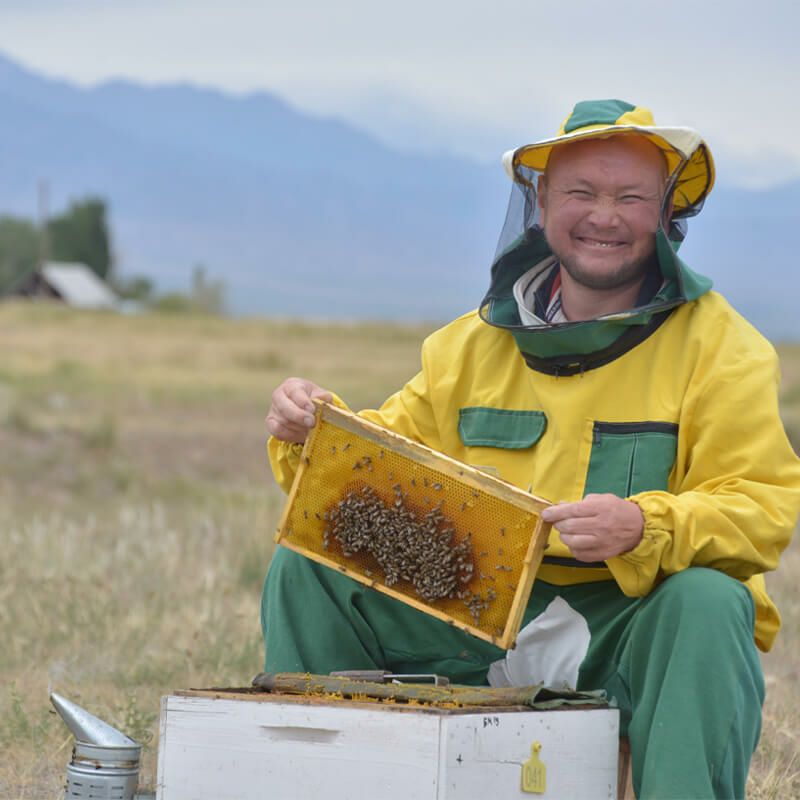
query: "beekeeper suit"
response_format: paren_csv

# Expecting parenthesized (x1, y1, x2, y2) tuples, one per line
(262, 99, 800, 799)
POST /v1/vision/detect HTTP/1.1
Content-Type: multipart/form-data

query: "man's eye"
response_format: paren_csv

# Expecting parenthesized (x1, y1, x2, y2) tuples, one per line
(567, 189, 594, 199)
(620, 194, 646, 203)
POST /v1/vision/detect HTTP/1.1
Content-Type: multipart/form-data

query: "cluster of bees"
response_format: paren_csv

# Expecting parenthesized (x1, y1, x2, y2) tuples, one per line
(322, 482, 495, 622)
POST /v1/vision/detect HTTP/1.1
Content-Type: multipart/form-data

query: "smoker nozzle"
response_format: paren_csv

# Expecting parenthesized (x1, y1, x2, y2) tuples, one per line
(50, 692, 137, 746)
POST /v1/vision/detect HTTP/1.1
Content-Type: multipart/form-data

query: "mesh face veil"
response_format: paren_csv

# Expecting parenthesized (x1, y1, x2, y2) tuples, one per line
(478, 100, 716, 375)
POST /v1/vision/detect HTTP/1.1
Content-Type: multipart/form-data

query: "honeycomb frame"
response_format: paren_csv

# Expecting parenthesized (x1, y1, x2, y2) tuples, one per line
(275, 401, 552, 649)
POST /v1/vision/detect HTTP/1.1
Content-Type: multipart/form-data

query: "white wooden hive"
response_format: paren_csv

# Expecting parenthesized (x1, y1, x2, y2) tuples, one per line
(157, 690, 620, 799)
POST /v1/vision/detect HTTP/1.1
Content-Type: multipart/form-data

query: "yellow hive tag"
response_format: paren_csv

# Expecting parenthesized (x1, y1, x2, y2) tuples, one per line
(521, 741, 546, 794)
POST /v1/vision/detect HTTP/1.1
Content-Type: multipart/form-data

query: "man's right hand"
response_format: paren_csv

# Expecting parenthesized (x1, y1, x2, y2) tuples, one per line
(266, 378, 333, 444)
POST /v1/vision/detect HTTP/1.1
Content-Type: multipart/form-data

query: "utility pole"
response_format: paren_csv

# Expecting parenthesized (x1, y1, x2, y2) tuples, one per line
(37, 178, 50, 268)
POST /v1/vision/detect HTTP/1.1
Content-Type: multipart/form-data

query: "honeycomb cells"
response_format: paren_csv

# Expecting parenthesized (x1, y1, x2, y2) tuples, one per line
(281, 413, 540, 641)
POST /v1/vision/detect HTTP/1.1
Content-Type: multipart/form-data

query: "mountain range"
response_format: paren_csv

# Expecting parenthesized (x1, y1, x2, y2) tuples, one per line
(0, 52, 797, 339)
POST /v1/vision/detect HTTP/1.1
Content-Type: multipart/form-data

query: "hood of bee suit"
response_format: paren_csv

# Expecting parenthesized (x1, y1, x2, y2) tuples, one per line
(479, 99, 716, 376)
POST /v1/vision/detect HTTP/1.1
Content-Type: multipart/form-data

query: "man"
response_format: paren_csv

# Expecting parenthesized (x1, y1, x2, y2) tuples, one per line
(263, 100, 800, 798)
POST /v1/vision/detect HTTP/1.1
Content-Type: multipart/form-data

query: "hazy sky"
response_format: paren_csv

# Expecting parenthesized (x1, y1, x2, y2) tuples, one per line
(2, 0, 797, 187)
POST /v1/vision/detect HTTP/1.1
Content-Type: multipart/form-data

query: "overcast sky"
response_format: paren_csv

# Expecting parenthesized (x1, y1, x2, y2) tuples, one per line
(2, 0, 797, 188)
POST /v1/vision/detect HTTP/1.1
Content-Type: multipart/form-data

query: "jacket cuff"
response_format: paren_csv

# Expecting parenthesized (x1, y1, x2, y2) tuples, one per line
(605, 495, 670, 597)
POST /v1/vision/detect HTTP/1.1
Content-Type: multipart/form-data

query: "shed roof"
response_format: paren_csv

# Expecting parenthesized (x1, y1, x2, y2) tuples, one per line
(41, 262, 117, 309)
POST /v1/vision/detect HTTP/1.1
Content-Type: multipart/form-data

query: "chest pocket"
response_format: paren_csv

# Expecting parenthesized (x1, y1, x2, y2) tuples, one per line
(458, 407, 547, 448)
(584, 421, 678, 497)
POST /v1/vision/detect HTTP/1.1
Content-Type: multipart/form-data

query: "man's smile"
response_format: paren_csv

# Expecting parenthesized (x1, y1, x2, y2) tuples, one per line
(574, 236, 628, 249)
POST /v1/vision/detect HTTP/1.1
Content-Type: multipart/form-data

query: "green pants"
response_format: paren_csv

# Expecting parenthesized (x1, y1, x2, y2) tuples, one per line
(261, 547, 764, 799)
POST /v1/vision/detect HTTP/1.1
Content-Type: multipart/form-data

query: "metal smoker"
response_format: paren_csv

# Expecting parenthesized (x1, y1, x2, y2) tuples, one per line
(50, 693, 142, 800)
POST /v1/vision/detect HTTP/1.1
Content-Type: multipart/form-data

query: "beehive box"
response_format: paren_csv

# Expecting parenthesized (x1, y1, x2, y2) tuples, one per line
(156, 690, 620, 799)
(276, 402, 552, 649)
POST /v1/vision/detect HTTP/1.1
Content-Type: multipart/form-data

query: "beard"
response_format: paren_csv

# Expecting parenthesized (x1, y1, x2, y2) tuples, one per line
(555, 246, 659, 292)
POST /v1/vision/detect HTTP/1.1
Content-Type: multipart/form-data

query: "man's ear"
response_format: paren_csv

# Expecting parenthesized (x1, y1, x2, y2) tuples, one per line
(537, 175, 547, 223)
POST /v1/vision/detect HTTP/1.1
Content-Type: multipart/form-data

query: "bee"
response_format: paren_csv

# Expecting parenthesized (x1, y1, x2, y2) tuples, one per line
(343, 443, 351, 452)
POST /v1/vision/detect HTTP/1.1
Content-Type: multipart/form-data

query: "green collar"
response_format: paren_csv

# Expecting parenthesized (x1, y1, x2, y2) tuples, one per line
(479, 228, 712, 372)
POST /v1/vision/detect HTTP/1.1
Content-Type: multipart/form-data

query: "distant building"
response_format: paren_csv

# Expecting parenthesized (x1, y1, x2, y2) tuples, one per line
(8, 261, 118, 309)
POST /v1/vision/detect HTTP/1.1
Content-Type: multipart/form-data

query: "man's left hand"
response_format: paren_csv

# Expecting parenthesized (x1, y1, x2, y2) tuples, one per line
(540, 493, 644, 562)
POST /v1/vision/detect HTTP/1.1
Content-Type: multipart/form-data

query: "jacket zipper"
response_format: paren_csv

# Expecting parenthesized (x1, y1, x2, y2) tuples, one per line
(593, 421, 679, 438)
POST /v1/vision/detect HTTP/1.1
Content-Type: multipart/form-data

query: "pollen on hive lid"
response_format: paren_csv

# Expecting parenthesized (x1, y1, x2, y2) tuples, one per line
(275, 401, 551, 649)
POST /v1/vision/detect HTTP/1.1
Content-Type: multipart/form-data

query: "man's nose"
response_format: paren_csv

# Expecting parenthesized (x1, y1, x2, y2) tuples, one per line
(584, 194, 621, 226)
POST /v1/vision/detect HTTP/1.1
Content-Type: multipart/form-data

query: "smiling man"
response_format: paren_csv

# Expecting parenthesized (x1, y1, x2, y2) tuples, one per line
(539, 134, 669, 315)
(263, 100, 800, 799)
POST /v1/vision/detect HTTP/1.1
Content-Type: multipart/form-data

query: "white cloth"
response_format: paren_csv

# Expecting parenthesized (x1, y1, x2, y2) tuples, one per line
(487, 596, 591, 690)
(512, 256, 568, 326)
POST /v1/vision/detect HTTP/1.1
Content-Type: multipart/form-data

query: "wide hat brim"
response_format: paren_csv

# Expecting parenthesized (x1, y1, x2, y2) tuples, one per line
(503, 119, 715, 214)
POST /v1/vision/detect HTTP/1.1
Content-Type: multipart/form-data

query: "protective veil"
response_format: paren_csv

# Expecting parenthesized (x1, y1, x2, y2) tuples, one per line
(480, 99, 715, 374)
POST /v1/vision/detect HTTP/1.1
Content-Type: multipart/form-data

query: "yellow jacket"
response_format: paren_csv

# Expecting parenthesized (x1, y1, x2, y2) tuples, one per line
(270, 291, 800, 652)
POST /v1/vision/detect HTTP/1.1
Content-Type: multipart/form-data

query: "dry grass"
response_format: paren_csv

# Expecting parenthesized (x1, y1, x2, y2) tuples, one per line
(0, 301, 796, 798)
(0, 301, 435, 797)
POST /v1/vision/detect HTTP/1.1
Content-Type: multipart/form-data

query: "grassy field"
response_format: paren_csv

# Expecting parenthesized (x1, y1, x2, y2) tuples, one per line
(0, 301, 797, 798)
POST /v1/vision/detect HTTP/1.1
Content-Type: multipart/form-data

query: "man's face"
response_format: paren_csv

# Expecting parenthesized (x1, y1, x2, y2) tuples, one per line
(538, 135, 669, 292)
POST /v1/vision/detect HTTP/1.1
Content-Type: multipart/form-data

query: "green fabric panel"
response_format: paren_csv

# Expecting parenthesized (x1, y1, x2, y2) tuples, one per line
(563, 99, 636, 133)
(484, 290, 685, 361)
(262, 546, 503, 683)
(573, 569, 762, 798)
(629, 431, 678, 494)
(585, 432, 636, 496)
(655, 228, 713, 300)
(458, 407, 546, 448)
(487, 234, 552, 297)
(485, 296, 522, 325)
(480, 225, 712, 362)
(509, 316, 634, 358)
(481, 226, 714, 363)
(584, 427, 678, 497)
